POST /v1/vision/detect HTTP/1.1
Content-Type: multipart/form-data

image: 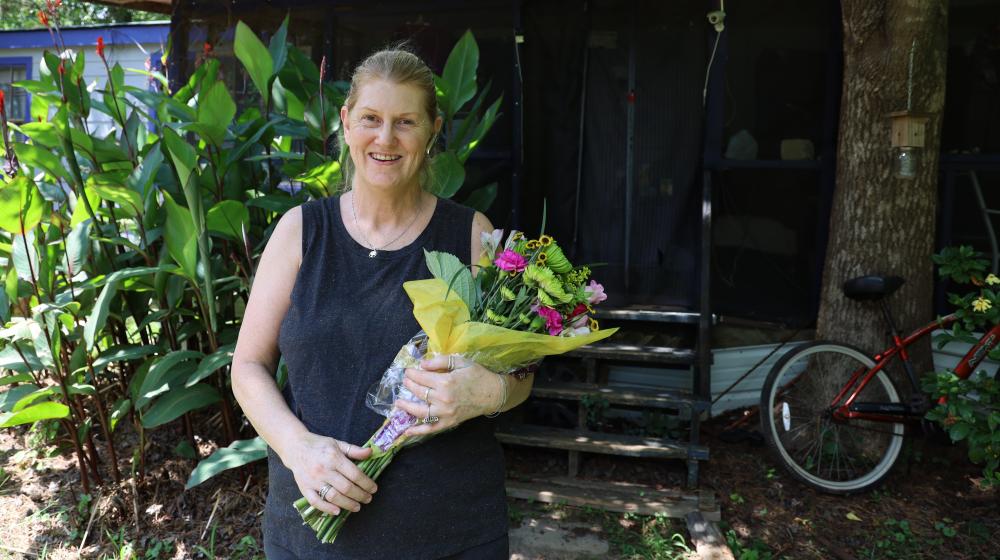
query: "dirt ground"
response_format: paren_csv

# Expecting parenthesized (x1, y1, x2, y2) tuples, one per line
(0, 412, 997, 559)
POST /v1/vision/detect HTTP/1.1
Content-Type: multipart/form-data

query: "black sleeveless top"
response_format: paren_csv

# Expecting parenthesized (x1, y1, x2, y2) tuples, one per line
(263, 195, 508, 559)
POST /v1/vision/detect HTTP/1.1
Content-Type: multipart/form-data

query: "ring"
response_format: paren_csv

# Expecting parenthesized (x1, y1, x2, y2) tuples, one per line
(318, 483, 333, 501)
(423, 402, 440, 424)
(424, 387, 431, 402)
(447, 355, 456, 371)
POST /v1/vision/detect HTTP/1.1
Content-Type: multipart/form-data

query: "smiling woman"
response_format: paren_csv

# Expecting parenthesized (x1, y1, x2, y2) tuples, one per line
(230, 45, 518, 560)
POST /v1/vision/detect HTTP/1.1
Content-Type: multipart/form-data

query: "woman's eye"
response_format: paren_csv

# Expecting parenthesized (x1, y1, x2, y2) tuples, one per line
(361, 114, 379, 125)
(396, 119, 415, 127)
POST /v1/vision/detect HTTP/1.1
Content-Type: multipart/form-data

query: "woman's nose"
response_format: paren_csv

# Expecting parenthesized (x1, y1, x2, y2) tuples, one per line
(376, 123, 395, 144)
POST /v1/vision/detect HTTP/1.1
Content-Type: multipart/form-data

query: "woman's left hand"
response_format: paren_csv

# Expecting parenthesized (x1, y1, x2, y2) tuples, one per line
(396, 354, 500, 437)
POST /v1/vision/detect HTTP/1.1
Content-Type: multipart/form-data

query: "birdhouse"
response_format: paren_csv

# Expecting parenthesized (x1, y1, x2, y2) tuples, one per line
(888, 111, 930, 179)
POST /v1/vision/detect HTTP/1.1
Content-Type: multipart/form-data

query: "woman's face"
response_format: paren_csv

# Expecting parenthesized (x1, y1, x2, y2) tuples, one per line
(341, 79, 441, 192)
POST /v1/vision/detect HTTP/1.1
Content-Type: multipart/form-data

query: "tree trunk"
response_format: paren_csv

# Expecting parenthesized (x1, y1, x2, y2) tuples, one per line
(816, 0, 948, 381)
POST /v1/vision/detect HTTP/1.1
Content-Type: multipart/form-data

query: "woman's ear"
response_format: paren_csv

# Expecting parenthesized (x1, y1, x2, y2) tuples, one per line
(340, 106, 351, 144)
(433, 115, 443, 136)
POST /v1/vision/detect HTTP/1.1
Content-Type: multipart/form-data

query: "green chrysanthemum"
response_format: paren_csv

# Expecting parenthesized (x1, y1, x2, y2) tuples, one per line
(485, 308, 508, 325)
(524, 265, 573, 304)
(501, 286, 517, 301)
(542, 243, 572, 273)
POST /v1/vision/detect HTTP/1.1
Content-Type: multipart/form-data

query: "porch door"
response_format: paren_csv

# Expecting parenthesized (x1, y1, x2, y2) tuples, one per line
(523, 0, 707, 307)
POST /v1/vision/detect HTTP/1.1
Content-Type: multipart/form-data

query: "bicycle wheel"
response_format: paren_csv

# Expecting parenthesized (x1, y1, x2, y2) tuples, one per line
(760, 341, 906, 494)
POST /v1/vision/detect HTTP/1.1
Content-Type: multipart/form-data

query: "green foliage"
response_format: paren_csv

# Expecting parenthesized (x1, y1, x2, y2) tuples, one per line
(0, 0, 161, 30)
(0, 18, 502, 494)
(928, 246, 1000, 485)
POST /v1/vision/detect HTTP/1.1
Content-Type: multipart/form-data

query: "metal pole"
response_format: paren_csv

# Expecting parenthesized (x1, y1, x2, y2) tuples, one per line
(571, 2, 590, 253)
(624, 5, 636, 294)
(511, 0, 525, 231)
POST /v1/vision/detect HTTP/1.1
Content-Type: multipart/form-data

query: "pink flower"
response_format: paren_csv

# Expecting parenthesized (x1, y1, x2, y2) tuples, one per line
(494, 249, 527, 273)
(535, 305, 563, 336)
(585, 280, 607, 304)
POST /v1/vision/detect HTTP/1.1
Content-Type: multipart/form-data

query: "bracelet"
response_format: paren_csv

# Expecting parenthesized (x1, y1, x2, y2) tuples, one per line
(485, 374, 507, 418)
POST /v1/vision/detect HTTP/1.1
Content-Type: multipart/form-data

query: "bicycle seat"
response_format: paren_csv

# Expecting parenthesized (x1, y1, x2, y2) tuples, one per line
(842, 275, 905, 301)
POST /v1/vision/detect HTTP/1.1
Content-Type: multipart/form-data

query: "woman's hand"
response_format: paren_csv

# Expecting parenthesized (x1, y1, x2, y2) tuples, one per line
(284, 432, 378, 516)
(397, 354, 502, 437)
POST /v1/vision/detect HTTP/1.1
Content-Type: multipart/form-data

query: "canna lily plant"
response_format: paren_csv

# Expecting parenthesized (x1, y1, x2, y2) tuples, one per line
(0, 10, 503, 497)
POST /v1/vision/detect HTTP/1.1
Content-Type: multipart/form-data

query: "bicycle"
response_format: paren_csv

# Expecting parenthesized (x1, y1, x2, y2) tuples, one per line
(759, 274, 995, 494)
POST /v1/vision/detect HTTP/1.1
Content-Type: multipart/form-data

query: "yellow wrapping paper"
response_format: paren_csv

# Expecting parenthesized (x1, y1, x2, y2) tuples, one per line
(404, 278, 617, 372)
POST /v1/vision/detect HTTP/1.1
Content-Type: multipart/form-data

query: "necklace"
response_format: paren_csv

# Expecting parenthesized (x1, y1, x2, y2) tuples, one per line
(350, 190, 424, 258)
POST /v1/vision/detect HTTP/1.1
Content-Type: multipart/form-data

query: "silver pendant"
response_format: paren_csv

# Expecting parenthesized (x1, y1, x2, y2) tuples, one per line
(368, 250, 377, 258)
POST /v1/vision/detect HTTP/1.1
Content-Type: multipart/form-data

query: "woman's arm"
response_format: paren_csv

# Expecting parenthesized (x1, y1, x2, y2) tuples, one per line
(398, 211, 535, 436)
(232, 207, 376, 516)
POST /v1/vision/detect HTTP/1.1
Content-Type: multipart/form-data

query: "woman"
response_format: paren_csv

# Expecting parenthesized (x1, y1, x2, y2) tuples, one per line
(231, 47, 535, 559)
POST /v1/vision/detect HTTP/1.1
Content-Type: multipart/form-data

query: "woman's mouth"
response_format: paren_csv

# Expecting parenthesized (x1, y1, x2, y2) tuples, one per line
(369, 152, 402, 163)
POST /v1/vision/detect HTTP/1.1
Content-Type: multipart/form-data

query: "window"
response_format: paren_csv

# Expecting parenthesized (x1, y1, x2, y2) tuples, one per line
(0, 58, 31, 123)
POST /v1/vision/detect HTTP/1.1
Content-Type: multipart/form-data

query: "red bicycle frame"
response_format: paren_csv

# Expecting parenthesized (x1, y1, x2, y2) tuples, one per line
(831, 313, 999, 422)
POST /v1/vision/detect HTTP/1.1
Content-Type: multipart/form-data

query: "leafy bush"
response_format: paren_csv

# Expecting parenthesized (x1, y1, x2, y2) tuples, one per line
(0, 9, 501, 493)
(928, 246, 1000, 485)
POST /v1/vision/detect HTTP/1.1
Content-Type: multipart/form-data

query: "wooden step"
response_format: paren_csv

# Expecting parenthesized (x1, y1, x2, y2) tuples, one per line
(566, 342, 697, 365)
(496, 424, 709, 460)
(531, 381, 710, 412)
(506, 476, 720, 520)
(595, 305, 718, 325)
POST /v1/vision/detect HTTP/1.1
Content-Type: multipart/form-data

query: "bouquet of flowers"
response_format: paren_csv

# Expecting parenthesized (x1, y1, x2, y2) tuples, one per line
(294, 229, 616, 542)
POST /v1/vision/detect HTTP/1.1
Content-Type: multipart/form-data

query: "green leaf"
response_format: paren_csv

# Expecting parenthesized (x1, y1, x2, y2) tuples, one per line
(141, 383, 221, 428)
(14, 142, 72, 183)
(12, 230, 39, 282)
(86, 173, 143, 217)
(461, 182, 497, 212)
(271, 77, 304, 120)
(234, 21, 273, 105)
(440, 30, 479, 120)
(246, 193, 302, 214)
(109, 398, 131, 432)
(93, 344, 161, 370)
(162, 127, 198, 191)
(136, 350, 204, 408)
(186, 437, 267, 489)
(949, 422, 972, 442)
(428, 151, 465, 198)
(11, 121, 60, 148)
(268, 15, 290, 75)
(206, 200, 250, 241)
(294, 160, 341, 198)
(457, 95, 502, 163)
(84, 267, 160, 350)
(193, 80, 236, 147)
(0, 175, 46, 234)
(63, 219, 92, 277)
(174, 440, 198, 460)
(0, 402, 70, 427)
(186, 343, 235, 388)
(162, 191, 198, 279)
(424, 249, 474, 310)
(0, 384, 39, 413)
(0, 373, 32, 387)
(69, 188, 101, 228)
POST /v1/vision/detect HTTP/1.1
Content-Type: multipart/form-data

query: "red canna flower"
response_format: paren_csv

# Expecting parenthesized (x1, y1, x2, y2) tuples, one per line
(37, 10, 49, 26)
(203, 41, 212, 56)
(320, 55, 327, 82)
(57, 61, 65, 76)
(0, 89, 6, 118)
(96, 36, 105, 60)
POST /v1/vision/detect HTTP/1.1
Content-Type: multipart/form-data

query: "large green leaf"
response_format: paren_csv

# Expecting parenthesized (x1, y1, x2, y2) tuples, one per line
(428, 151, 465, 198)
(0, 384, 39, 412)
(206, 200, 250, 241)
(109, 398, 131, 432)
(461, 182, 497, 213)
(69, 188, 102, 228)
(294, 160, 341, 198)
(162, 127, 198, 191)
(127, 143, 163, 198)
(87, 173, 143, 217)
(268, 15, 290, 76)
(136, 350, 204, 407)
(186, 343, 236, 387)
(11, 121, 60, 148)
(440, 30, 479, 120)
(0, 373, 32, 387)
(63, 219, 92, 277)
(271, 77, 304, 121)
(83, 266, 161, 350)
(0, 345, 42, 373)
(186, 437, 267, 489)
(0, 176, 45, 235)
(457, 95, 502, 164)
(12, 230, 39, 282)
(424, 249, 474, 310)
(14, 142, 72, 183)
(141, 383, 220, 429)
(93, 344, 161, 370)
(162, 191, 198, 279)
(0, 402, 69, 427)
(234, 21, 273, 105)
(193, 80, 236, 147)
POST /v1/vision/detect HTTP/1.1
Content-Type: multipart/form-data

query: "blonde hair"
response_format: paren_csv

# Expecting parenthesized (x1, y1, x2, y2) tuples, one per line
(339, 47, 439, 190)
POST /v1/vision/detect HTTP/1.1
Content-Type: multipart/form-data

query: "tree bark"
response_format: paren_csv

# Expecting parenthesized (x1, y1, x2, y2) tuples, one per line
(816, 0, 948, 380)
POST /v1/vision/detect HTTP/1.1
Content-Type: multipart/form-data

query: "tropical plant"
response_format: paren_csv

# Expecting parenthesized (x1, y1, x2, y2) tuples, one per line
(0, 9, 502, 496)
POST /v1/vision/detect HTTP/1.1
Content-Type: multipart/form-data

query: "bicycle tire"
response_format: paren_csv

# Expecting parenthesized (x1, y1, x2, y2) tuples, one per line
(760, 341, 906, 494)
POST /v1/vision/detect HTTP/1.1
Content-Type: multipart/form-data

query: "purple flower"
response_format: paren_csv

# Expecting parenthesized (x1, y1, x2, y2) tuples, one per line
(372, 409, 418, 452)
(585, 280, 607, 304)
(494, 249, 527, 273)
(535, 305, 563, 336)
